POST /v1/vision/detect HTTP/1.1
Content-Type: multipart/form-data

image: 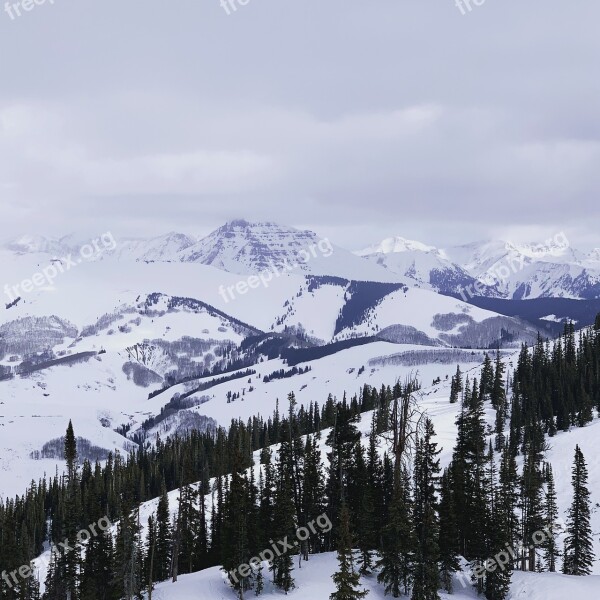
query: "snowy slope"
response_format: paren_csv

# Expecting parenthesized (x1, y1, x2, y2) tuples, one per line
(143, 555, 600, 600)
(333, 286, 538, 347)
(22, 326, 600, 598)
(0, 339, 496, 498)
(142, 553, 481, 600)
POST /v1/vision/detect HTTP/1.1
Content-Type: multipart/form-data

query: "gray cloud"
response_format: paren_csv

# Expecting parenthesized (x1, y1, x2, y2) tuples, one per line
(0, 0, 598, 250)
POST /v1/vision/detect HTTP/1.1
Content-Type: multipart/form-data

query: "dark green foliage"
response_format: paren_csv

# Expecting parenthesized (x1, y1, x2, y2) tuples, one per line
(411, 419, 441, 600)
(542, 463, 560, 572)
(563, 446, 595, 576)
(330, 504, 368, 600)
(377, 468, 415, 598)
(437, 469, 459, 593)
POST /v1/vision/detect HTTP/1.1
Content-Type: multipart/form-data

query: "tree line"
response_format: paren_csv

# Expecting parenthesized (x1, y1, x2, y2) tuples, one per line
(1, 316, 599, 600)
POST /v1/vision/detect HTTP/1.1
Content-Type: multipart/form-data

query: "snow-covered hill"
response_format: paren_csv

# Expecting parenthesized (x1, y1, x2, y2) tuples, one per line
(144, 554, 600, 600)
(0, 222, 557, 498)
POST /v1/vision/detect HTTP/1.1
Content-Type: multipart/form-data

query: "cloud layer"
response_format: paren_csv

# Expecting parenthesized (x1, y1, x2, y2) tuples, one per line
(0, 0, 599, 249)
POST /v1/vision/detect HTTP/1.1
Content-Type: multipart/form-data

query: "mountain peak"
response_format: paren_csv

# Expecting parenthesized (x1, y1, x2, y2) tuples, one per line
(5, 234, 74, 255)
(357, 235, 437, 257)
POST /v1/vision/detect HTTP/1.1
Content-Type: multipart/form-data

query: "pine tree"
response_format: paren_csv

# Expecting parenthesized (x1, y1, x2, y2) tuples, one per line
(563, 446, 594, 575)
(221, 444, 252, 598)
(480, 354, 494, 402)
(114, 491, 143, 600)
(63, 421, 82, 600)
(449, 366, 463, 404)
(271, 438, 296, 593)
(492, 351, 507, 449)
(330, 504, 368, 600)
(377, 467, 415, 598)
(79, 467, 115, 600)
(497, 446, 519, 555)
(65, 420, 78, 482)
(154, 483, 172, 583)
(302, 435, 326, 557)
(411, 419, 441, 600)
(484, 445, 512, 600)
(145, 515, 158, 599)
(542, 463, 560, 572)
(520, 445, 544, 571)
(437, 469, 460, 593)
(353, 438, 376, 575)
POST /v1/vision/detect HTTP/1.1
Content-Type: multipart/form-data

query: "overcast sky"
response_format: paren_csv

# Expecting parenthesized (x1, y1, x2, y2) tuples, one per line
(1, 0, 599, 250)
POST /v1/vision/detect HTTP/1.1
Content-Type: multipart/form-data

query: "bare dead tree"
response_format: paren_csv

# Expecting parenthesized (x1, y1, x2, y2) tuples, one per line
(381, 374, 426, 475)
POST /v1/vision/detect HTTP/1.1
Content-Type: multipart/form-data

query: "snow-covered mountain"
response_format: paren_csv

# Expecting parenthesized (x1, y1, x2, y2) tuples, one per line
(3, 221, 600, 600)
(357, 236, 499, 298)
(176, 219, 400, 282)
(8, 224, 599, 299)
(109, 232, 197, 262)
(358, 235, 600, 300)
(0, 220, 545, 497)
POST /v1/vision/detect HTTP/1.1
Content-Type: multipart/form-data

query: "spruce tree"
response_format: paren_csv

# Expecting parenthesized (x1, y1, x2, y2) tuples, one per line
(377, 467, 415, 598)
(411, 419, 441, 600)
(63, 421, 82, 600)
(113, 491, 142, 600)
(437, 469, 459, 593)
(563, 446, 594, 575)
(271, 438, 296, 593)
(542, 463, 560, 572)
(330, 504, 368, 600)
(449, 366, 462, 404)
(520, 445, 544, 571)
(484, 445, 512, 600)
(221, 445, 252, 598)
(154, 483, 172, 583)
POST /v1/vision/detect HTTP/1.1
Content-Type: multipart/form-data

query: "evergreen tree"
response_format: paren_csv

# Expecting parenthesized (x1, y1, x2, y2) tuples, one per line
(542, 463, 560, 572)
(449, 366, 463, 404)
(302, 435, 326, 557)
(144, 515, 158, 599)
(271, 438, 296, 593)
(437, 469, 459, 593)
(377, 467, 415, 598)
(154, 483, 172, 583)
(563, 446, 594, 576)
(480, 354, 495, 402)
(113, 492, 142, 600)
(520, 445, 544, 571)
(484, 446, 512, 600)
(221, 445, 252, 598)
(330, 504, 368, 600)
(411, 419, 441, 600)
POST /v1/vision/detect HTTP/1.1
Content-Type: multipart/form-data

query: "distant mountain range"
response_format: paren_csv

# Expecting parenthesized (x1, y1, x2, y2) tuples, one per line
(7, 222, 600, 300)
(1, 219, 599, 498)
(358, 234, 600, 300)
